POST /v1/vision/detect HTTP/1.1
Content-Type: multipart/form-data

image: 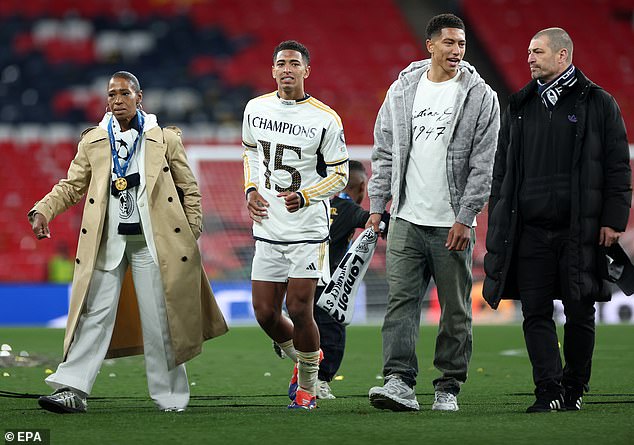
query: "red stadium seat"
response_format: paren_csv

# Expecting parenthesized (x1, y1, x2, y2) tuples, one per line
(463, 0, 634, 136)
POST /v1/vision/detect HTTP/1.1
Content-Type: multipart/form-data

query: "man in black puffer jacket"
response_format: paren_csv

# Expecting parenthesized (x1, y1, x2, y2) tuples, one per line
(483, 27, 631, 413)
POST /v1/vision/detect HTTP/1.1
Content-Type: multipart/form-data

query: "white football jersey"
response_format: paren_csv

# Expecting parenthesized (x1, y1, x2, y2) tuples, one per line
(242, 92, 349, 243)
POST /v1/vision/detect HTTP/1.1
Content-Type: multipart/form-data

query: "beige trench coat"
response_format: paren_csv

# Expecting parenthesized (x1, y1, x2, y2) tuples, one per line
(29, 125, 228, 366)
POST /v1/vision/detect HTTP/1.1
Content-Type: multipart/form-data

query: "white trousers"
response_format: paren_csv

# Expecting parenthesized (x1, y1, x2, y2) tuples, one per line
(46, 239, 190, 410)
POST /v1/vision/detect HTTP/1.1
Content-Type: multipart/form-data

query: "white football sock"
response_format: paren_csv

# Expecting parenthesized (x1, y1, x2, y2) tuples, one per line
(278, 339, 297, 363)
(296, 350, 320, 396)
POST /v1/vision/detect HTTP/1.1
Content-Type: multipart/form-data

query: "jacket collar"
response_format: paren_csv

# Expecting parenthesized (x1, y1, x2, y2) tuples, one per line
(82, 121, 163, 144)
(143, 126, 167, 196)
(144, 126, 163, 143)
(82, 127, 107, 144)
(80, 125, 165, 195)
(393, 58, 483, 92)
(509, 68, 596, 113)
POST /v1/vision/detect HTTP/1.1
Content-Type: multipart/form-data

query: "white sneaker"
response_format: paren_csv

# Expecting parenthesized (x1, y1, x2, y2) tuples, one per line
(432, 391, 459, 411)
(369, 375, 420, 411)
(317, 380, 336, 399)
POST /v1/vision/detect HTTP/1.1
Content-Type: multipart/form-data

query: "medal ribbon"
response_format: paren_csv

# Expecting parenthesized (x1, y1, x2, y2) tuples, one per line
(108, 111, 145, 178)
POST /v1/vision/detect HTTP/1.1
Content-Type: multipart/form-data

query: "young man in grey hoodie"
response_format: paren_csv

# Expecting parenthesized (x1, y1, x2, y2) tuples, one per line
(366, 13, 499, 412)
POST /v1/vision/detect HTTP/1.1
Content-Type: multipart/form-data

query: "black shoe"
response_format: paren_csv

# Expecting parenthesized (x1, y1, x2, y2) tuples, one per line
(38, 388, 87, 414)
(272, 341, 287, 359)
(564, 386, 584, 411)
(526, 393, 565, 413)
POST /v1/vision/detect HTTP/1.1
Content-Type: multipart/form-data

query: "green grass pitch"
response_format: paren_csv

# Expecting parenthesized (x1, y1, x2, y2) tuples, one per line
(1, 325, 633, 444)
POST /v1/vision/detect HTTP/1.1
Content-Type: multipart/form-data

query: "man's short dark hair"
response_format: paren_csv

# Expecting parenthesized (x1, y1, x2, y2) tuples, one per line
(272, 40, 310, 65)
(533, 27, 574, 62)
(425, 13, 465, 40)
(346, 160, 367, 192)
(349, 160, 366, 176)
(111, 71, 141, 92)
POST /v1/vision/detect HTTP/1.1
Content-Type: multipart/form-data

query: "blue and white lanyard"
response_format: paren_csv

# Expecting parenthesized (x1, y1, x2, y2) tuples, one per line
(108, 111, 145, 178)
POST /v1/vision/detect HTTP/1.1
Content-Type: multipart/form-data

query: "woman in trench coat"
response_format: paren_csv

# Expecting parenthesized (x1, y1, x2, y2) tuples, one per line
(29, 71, 227, 414)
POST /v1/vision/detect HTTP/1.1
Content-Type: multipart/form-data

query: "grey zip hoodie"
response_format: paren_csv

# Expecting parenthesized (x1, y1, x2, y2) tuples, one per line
(368, 59, 500, 227)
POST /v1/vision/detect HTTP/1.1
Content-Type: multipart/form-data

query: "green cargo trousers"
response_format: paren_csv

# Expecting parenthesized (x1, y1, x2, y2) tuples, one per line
(381, 217, 474, 394)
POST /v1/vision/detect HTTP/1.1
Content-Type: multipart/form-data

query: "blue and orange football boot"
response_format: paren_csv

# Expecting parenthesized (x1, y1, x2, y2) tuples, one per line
(288, 349, 324, 401)
(288, 389, 317, 410)
(288, 363, 299, 401)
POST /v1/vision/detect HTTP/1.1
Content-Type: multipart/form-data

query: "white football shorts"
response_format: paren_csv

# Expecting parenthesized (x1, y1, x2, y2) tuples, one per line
(251, 240, 329, 282)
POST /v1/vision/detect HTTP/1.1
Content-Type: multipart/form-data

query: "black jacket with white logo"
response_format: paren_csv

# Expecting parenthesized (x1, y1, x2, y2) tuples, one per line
(483, 69, 631, 308)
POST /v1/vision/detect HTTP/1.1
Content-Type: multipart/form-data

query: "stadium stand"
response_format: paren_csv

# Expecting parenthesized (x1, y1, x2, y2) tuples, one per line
(3, 0, 632, 296)
(463, 0, 634, 139)
(463, 0, 634, 266)
(0, 0, 423, 282)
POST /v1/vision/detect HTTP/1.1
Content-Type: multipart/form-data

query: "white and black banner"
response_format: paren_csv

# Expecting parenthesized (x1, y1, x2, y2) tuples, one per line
(317, 227, 380, 325)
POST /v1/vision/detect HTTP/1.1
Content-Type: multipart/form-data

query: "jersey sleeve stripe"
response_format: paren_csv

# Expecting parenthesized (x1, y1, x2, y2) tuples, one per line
(309, 101, 342, 127)
(306, 171, 339, 196)
(298, 190, 309, 207)
(306, 175, 344, 200)
(242, 140, 257, 148)
(325, 157, 349, 166)
(242, 151, 256, 192)
(304, 164, 347, 198)
(255, 91, 277, 100)
(307, 98, 342, 127)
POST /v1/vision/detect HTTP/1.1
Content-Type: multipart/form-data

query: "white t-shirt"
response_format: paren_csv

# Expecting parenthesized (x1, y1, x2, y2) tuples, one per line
(397, 69, 463, 227)
(242, 92, 349, 243)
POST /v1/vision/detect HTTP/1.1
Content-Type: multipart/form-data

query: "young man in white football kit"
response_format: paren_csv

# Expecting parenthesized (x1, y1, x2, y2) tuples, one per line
(242, 40, 349, 409)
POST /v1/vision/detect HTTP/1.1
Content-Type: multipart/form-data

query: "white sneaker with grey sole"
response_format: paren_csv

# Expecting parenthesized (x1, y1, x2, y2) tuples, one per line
(369, 375, 420, 411)
(432, 391, 459, 411)
(317, 379, 336, 399)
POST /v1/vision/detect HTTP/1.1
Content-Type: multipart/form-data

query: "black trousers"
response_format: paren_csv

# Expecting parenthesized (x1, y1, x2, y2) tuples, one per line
(516, 225, 596, 394)
(314, 287, 346, 382)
